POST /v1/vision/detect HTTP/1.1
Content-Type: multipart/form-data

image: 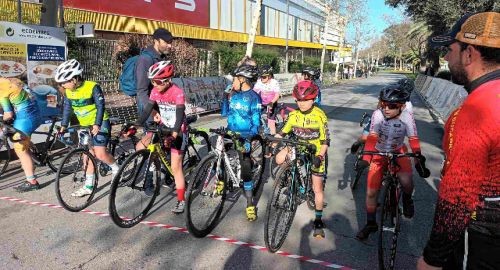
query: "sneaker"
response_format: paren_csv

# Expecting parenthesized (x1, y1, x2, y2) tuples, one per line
(216, 180, 224, 195)
(356, 223, 378, 241)
(403, 198, 415, 218)
(172, 200, 185, 214)
(246, 206, 257, 221)
(14, 181, 40, 193)
(71, 186, 93, 197)
(313, 219, 325, 238)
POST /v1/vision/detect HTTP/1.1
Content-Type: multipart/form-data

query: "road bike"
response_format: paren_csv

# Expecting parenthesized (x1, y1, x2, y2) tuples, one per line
(351, 112, 370, 190)
(263, 136, 316, 253)
(185, 127, 265, 237)
(267, 102, 295, 178)
(0, 116, 77, 178)
(55, 119, 138, 212)
(362, 151, 423, 270)
(108, 115, 211, 228)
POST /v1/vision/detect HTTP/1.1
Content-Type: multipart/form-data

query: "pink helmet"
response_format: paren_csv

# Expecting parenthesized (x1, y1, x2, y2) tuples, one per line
(292, 80, 319, 101)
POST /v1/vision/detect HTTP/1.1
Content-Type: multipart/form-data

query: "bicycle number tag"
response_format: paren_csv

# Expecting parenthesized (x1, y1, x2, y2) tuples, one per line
(289, 147, 296, 161)
(215, 135, 224, 152)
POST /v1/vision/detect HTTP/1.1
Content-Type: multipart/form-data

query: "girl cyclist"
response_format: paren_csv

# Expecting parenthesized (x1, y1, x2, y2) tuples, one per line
(253, 65, 281, 135)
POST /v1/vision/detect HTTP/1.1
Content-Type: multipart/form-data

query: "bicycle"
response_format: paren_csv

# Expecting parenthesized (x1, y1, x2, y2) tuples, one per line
(362, 151, 423, 270)
(351, 112, 370, 190)
(0, 116, 77, 178)
(55, 120, 138, 212)
(267, 102, 295, 178)
(263, 136, 317, 253)
(108, 115, 211, 228)
(185, 127, 265, 238)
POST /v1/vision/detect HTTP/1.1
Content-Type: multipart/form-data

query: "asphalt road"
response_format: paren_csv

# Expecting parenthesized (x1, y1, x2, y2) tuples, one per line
(0, 73, 446, 270)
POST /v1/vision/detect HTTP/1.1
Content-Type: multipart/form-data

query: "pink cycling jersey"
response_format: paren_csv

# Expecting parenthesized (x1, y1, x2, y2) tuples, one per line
(149, 84, 187, 133)
(369, 108, 417, 152)
(253, 79, 280, 105)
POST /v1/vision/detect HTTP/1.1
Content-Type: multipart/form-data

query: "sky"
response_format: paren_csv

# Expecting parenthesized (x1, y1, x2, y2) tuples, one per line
(345, 0, 405, 45)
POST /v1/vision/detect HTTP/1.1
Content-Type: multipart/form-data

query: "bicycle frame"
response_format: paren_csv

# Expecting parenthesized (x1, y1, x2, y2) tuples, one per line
(212, 133, 241, 190)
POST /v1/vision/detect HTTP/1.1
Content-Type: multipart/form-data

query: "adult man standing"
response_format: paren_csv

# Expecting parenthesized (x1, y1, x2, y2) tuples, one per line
(418, 12, 499, 270)
(135, 28, 173, 117)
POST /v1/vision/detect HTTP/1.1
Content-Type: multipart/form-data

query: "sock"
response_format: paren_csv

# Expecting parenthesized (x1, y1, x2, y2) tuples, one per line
(243, 181, 253, 207)
(85, 175, 95, 189)
(176, 188, 185, 202)
(315, 209, 323, 220)
(26, 175, 38, 184)
(109, 162, 119, 174)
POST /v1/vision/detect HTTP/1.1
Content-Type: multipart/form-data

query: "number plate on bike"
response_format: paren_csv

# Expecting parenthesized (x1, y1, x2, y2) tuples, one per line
(290, 147, 296, 161)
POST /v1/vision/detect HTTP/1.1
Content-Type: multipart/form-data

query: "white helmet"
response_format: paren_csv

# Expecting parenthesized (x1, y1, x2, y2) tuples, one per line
(148, 60, 173, 79)
(54, 59, 83, 83)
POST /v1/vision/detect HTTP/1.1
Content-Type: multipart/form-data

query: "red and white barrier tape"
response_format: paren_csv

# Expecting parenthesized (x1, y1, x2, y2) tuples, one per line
(0, 196, 353, 269)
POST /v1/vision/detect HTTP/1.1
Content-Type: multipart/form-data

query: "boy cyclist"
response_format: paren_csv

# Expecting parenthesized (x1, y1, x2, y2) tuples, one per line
(225, 64, 261, 221)
(56, 59, 120, 197)
(274, 80, 330, 238)
(253, 65, 281, 135)
(136, 61, 188, 214)
(0, 78, 42, 192)
(356, 87, 426, 240)
(302, 67, 322, 106)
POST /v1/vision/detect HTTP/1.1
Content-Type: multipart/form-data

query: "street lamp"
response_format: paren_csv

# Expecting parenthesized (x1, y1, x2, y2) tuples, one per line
(285, 0, 289, 73)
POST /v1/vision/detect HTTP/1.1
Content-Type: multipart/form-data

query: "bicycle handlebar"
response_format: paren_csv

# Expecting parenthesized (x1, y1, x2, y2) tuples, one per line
(264, 135, 316, 153)
(361, 151, 421, 159)
(359, 112, 368, 127)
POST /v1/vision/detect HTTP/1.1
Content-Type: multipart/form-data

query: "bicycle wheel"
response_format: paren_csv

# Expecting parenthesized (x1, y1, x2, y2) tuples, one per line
(108, 149, 160, 228)
(47, 132, 78, 173)
(378, 179, 401, 270)
(251, 136, 265, 195)
(185, 152, 225, 238)
(351, 156, 364, 190)
(0, 138, 11, 177)
(55, 148, 98, 212)
(264, 163, 298, 253)
(184, 130, 212, 177)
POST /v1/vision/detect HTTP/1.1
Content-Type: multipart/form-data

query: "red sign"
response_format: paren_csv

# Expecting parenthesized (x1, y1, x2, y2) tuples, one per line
(64, 0, 210, 28)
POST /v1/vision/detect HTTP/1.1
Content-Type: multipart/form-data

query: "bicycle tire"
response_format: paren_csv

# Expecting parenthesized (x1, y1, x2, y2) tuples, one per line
(55, 148, 98, 212)
(264, 163, 298, 253)
(0, 138, 11, 177)
(184, 130, 212, 177)
(351, 144, 365, 190)
(185, 152, 225, 238)
(378, 179, 401, 270)
(108, 149, 160, 228)
(47, 132, 78, 174)
(251, 136, 265, 195)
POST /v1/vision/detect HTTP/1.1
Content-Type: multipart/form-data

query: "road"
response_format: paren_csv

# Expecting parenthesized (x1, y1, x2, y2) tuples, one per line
(0, 73, 446, 270)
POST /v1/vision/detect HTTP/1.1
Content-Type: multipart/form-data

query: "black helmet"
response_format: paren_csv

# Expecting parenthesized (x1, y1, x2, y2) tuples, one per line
(379, 87, 409, 103)
(232, 64, 259, 82)
(302, 67, 320, 80)
(398, 78, 414, 95)
(259, 65, 273, 77)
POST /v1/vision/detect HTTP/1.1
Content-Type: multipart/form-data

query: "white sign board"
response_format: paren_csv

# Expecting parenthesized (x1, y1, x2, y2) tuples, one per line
(75, 23, 94, 38)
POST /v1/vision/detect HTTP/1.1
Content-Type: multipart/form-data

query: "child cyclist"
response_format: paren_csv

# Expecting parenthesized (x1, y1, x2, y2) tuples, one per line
(356, 87, 426, 240)
(225, 64, 261, 221)
(253, 65, 281, 135)
(274, 80, 330, 238)
(135, 60, 188, 214)
(302, 67, 322, 106)
(55, 59, 120, 197)
(0, 78, 42, 192)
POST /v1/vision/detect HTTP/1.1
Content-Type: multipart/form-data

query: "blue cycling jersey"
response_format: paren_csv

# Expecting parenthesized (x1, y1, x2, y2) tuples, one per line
(227, 89, 261, 138)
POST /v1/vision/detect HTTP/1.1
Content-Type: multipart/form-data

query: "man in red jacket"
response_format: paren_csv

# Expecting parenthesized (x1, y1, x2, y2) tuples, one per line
(418, 12, 499, 270)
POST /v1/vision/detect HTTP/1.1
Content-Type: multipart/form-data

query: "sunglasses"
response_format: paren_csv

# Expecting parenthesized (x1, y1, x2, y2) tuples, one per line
(260, 75, 269, 79)
(381, 102, 402, 110)
(151, 78, 170, 85)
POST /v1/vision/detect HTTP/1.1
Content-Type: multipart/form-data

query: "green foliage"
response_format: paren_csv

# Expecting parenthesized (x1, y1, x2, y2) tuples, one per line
(287, 56, 322, 73)
(213, 42, 282, 74)
(64, 24, 89, 61)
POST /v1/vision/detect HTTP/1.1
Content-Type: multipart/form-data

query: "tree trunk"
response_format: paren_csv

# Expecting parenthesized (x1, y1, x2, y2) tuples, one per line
(320, 6, 331, 82)
(245, 0, 262, 57)
(353, 47, 359, 80)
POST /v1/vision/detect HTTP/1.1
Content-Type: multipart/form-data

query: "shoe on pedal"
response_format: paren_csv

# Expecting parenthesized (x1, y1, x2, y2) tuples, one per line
(356, 223, 378, 241)
(71, 186, 93, 197)
(172, 200, 185, 214)
(246, 206, 257, 221)
(216, 180, 224, 195)
(14, 181, 40, 193)
(403, 198, 415, 218)
(313, 219, 325, 238)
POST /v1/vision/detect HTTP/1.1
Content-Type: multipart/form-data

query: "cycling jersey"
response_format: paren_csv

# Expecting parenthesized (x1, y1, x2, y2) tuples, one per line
(149, 84, 187, 133)
(253, 79, 280, 105)
(227, 89, 261, 138)
(0, 79, 41, 136)
(369, 108, 417, 152)
(280, 106, 330, 174)
(62, 81, 109, 127)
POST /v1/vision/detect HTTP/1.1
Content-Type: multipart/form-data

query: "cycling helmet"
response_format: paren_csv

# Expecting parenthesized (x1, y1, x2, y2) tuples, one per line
(398, 78, 415, 95)
(148, 60, 174, 79)
(232, 64, 259, 83)
(293, 80, 319, 101)
(259, 65, 273, 77)
(379, 87, 409, 103)
(54, 59, 83, 83)
(302, 67, 320, 80)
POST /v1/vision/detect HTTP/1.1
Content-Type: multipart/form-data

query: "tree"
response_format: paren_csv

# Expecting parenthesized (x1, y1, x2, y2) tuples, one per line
(246, 0, 263, 57)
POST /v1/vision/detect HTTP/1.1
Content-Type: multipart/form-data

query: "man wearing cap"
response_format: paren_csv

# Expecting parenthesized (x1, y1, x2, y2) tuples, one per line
(418, 12, 500, 270)
(135, 28, 173, 118)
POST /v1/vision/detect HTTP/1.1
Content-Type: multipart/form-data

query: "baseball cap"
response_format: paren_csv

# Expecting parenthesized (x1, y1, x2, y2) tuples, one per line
(153, 28, 174, 43)
(430, 12, 500, 48)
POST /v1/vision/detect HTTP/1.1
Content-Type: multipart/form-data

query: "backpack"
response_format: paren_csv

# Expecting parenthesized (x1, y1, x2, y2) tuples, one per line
(119, 50, 155, 97)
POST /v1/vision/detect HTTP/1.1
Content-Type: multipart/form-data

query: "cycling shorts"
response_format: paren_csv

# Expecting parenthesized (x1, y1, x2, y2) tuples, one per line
(92, 120, 111, 147)
(170, 132, 188, 155)
(366, 145, 412, 190)
(265, 103, 278, 121)
(13, 110, 42, 136)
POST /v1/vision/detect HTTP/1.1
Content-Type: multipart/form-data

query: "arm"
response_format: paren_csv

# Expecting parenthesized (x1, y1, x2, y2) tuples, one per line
(250, 94, 261, 136)
(61, 97, 73, 128)
(318, 111, 330, 156)
(271, 80, 280, 104)
(92, 84, 106, 127)
(137, 100, 156, 125)
(135, 54, 154, 101)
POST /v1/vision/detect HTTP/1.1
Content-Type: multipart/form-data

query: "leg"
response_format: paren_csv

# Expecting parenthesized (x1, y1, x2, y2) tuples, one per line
(312, 174, 326, 238)
(275, 146, 291, 165)
(170, 135, 187, 213)
(398, 155, 415, 218)
(136, 132, 152, 150)
(13, 135, 40, 192)
(240, 150, 256, 221)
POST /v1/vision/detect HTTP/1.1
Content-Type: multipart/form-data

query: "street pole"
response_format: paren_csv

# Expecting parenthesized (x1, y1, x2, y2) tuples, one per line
(59, 0, 65, 27)
(245, 0, 262, 57)
(17, 0, 22, 23)
(320, 2, 331, 82)
(285, 0, 289, 73)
